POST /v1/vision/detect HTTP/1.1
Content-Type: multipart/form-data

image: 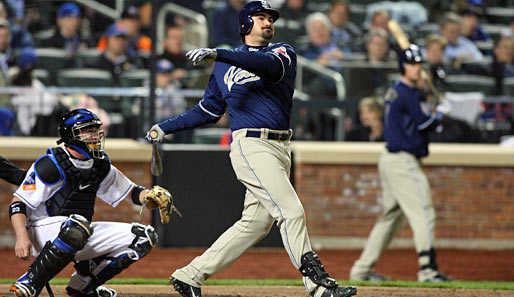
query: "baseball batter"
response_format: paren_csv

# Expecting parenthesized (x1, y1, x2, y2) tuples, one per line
(349, 45, 452, 282)
(146, 2, 356, 297)
(9, 109, 175, 297)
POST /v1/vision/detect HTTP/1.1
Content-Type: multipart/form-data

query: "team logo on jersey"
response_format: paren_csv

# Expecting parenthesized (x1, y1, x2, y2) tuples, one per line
(272, 46, 291, 65)
(224, 66, 260, 91)
(22, 172, 36, 191)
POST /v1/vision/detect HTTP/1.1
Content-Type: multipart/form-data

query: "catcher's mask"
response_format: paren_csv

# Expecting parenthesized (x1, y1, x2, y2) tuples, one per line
(57, 108, 105, 159)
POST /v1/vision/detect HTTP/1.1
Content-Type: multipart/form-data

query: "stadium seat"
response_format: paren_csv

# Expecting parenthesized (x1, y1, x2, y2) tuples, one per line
(33, 68, 50, 86)
(503, 77, 514, 96)
(416, 23, 439, 39)
(460, 57, 492, 75)
(485, 7, 514, 25)
(35, 48, 72, 85)
(445, 74, 496, 94)
(57, 69, 113, 87)
(120, 69, 150, 87)
(57, 69, 116, 112)
(75, 48, 102, 68)
(482, 24, 509, 43)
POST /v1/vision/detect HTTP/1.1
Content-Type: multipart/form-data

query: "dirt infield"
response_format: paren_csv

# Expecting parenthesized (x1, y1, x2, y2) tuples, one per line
(1, 284, 513, 297)
(2, 247, 514, 296)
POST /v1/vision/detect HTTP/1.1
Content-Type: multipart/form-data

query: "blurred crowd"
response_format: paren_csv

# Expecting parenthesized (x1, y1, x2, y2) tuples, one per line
(0, 0, 512, 144)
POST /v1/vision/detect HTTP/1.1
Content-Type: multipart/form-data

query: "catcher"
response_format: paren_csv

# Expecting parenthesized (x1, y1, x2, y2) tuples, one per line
(9, 109, 180, 297)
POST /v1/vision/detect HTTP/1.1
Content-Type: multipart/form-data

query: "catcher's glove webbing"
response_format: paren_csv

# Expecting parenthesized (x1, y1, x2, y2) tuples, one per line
(141, 185, 182, 224)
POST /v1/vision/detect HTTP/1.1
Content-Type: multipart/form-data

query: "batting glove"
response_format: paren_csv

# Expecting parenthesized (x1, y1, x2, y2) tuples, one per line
(146, 124, 166, 143)
(186, 48, 217, 67)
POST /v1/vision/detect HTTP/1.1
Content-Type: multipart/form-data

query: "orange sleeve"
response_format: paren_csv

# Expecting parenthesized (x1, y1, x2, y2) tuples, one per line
(97, 36, 107, 50)
(137, 36, 152, 52)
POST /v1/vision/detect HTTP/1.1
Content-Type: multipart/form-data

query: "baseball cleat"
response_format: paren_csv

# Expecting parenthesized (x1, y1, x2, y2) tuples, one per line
(10, 282, 36, 297)
(66, 286, 117, 297)
(320, 285, 357, 297)
(170, 277, 202, 297)
(349, 268, 391, 281)
(417, 268, 453, 282)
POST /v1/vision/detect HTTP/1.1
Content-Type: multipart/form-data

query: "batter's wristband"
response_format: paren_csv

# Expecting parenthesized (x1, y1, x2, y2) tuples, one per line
(132, 185, 147, 206)
(9, 201, 27, 218)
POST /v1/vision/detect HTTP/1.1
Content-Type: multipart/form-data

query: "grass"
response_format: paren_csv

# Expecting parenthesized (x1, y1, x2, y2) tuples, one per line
(1, 278, 513, 290)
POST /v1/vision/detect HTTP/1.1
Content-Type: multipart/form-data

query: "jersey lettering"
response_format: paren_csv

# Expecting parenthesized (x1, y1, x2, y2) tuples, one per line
(223, 66, 260, 92)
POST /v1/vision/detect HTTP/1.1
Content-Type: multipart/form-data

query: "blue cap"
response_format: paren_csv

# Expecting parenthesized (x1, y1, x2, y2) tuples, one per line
(17, 47, 37, 68)
(156, 59, 174, 73)
(105, 24, 127, 37)
(58, 2, 81, 18)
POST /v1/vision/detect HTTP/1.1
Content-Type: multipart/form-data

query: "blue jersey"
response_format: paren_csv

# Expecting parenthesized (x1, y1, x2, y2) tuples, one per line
(158, 43, 296, 133)
(383, 80, 442, 158)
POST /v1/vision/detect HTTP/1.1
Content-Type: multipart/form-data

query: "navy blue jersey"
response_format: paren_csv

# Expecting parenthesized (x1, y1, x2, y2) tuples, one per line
(159, 43, 296, 133)
(383, 80, 442, 158)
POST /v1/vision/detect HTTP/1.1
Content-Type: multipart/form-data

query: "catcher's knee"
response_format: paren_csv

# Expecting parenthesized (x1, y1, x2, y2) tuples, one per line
(59, 214, 93, 251)
(130, 223, 158, 257)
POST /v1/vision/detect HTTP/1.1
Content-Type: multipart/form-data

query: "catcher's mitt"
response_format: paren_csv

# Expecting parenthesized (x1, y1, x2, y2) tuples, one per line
(141, 185, 182, 224)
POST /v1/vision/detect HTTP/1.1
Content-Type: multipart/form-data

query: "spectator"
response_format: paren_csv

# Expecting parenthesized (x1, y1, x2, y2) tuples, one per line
(87, 24, 139, 85)
(154, 59, 186, 122)
(300, 12, 342, 69)
(424, 34, 453, 90)
(365, 28, 391, 63)
(209, 0, 245, 48)
(0, 19, 14, 87)
(490, 36, 514, 95)
(97, 5, 151, 63)
(440, 12, 483, 66)
(0, 0, 33, 49)
(159, 25, 193, 83)
(151, 59, 190, 143)
(136, 0, 152, 37)
(10, 47, 63, 136)
(458, 4, 489, 43)
(328, 0, 362, 53)
(346, 96, 384, 142)
(41, 2, 86, 66)
(275, 0, 310, 48)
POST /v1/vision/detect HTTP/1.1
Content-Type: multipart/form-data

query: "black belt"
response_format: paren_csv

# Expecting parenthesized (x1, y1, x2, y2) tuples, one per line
(246, 130, 291, 141)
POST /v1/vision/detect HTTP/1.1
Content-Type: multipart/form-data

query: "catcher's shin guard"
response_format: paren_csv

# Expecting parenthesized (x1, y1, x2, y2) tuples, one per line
(299, 251, 338, 289)
(74, 223, 156, 293)
(26, 215, 92, 292)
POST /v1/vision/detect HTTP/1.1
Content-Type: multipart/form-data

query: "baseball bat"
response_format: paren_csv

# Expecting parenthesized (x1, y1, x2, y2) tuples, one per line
(150, 130, 163, 176)
(387, 20, 442, 106)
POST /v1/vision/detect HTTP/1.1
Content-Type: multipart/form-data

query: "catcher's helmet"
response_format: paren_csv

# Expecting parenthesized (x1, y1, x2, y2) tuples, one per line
(239, 1, 280, 36)
(398, 44, 423, 74)
(57, 108, 105, 159)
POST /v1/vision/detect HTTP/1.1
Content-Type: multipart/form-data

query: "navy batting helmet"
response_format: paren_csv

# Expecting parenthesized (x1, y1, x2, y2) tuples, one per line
(57, 108, 105, 159)
(398, 44, 423, 74)
(239, 1, 280, 36)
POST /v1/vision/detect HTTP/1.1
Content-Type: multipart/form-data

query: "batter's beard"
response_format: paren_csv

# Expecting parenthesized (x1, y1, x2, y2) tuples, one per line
(262, 31, 273, 41)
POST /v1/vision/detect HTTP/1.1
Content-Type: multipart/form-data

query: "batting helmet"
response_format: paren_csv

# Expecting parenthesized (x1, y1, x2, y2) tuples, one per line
(398, 44, 423, 74)
(57, 109, 105, 159)
(239, 1, 280, 36)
